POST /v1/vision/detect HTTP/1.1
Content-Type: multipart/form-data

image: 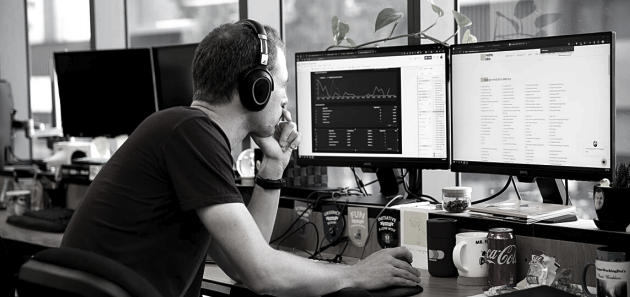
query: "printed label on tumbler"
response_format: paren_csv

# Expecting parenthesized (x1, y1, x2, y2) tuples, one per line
(377, 209, 399, 248)
(348, 207, 368, 247)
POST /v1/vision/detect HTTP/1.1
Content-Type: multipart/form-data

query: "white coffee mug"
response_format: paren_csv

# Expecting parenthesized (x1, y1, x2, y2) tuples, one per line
(453, 232, 488, 278)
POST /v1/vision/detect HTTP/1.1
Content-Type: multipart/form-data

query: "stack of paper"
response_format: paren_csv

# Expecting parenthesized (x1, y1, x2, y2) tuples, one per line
(467, 199, 576, 224)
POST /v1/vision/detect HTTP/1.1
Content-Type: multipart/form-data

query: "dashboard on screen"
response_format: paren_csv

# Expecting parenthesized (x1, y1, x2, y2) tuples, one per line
(451, 32, 615, 181)
(295, 45, 449, 169)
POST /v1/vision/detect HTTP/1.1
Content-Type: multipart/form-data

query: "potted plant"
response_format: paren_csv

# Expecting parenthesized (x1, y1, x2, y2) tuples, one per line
(593, 163, 630, 231)
(327, 0, 477, 51)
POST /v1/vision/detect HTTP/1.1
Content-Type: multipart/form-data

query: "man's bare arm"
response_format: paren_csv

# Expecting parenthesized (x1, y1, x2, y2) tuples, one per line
(197, 203, 421, 297)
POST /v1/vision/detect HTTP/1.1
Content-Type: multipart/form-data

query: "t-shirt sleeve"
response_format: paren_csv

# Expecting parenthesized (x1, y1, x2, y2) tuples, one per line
(162, 118, 243, 211)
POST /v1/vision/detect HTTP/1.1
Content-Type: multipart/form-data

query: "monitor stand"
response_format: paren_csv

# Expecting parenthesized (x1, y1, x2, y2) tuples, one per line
(322, 168, 417, 207)
(517, 176, 567, 205)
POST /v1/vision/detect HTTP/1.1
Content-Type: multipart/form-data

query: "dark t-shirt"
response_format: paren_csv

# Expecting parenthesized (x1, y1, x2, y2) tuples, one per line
(61, 107, 244, 297)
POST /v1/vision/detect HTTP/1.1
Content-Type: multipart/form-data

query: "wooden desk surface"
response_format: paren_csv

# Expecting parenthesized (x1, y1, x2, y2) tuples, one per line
(202, 249, 486, 297)
(202, 264, 485, 297)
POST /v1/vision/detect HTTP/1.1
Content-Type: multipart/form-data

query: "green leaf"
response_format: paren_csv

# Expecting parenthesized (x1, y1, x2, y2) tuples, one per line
(534, 13, 562, 28)
(336, 21, 349, 45)
(514, 0, 536, 20)
(462, 29, 477, 44)
(426, 0, 444, 17)
(452, 10, 472, 28)
(346, 38, 356, 48)
(331, 16, 339, 43)
(496, 11, 520, 33)
(374, 8, 404, 32)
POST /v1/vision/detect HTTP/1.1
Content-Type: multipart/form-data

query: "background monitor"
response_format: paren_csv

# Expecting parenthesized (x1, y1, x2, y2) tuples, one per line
(152, 43, 198, 110)
(54, 48, 157, 138)
(0, 80, 14, 170)
(295, 44, 450, 171)
(451, 32, 615, 182)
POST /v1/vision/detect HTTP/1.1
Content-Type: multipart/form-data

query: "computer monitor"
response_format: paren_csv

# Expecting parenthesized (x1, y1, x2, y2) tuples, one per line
(0, 80, 14, 170)
(295, 44, 449, 170)
(151, 43, 198, 110)
(451, 32, 615, 185)
(54, 48, 157, 138)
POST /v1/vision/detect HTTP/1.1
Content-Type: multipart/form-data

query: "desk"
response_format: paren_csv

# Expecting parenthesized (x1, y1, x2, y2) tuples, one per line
(0, 210, 63, 248)
(201, 251, 486, 297)
(2, 200, 627, 296)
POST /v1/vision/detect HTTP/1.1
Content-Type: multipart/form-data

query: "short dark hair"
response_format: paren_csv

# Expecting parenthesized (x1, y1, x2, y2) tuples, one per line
(192, 22, 285, 105)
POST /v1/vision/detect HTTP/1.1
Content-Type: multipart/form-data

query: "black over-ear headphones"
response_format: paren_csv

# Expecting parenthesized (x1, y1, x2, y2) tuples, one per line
(236, 19, 274, 112)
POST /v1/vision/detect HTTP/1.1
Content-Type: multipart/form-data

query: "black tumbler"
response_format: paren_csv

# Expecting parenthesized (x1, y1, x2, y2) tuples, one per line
(427, 218, 458, 277)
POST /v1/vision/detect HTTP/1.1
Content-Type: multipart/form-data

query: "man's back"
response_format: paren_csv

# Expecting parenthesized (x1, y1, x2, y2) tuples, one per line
(61, 107, 244, 297)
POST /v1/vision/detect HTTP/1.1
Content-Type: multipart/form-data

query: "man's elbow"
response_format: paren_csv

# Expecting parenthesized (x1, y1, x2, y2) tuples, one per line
(241, 267, 290, 296)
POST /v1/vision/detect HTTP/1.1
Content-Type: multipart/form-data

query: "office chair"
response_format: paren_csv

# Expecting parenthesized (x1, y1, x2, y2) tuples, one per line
(17, 247, 162, 297)
(0, 235, 15, 297)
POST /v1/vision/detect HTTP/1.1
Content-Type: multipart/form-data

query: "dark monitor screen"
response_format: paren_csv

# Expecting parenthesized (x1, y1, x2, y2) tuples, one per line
(295, 44, 449, 169)
(152, 43, 198, 110)
(451, 32, 615, 181)
(54, 48, 156, 138)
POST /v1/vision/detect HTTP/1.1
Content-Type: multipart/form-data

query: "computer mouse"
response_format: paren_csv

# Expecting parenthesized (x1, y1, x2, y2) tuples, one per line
(369, 285, 423, 297)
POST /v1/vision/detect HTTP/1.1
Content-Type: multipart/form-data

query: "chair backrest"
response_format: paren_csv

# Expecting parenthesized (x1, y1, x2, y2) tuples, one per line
(0, 235, 15, 297)
(17, 247, 162, 297)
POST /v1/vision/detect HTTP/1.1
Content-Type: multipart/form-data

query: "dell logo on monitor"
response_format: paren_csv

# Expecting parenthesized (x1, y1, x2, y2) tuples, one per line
(520, 170, 528, 175)
(363, 163, 372, 166)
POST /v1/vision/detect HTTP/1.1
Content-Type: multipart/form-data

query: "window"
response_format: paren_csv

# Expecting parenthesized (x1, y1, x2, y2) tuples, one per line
(459, 0, 630, 219)
(126, 0, 239, 48)
(27, 0, 91, 159)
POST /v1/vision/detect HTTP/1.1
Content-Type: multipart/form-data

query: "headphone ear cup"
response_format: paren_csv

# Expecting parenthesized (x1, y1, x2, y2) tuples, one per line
(239, 68, 274, 112)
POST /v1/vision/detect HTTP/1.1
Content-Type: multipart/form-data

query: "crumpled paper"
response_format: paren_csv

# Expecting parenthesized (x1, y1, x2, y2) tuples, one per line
(550, 268, 588, 297)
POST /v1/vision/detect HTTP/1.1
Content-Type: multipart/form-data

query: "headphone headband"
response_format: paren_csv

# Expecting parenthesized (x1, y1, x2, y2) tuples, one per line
(237, 19, 269, 66)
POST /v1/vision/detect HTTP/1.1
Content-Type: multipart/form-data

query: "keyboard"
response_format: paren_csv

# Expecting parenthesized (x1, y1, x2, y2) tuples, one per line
(6, 207, 74, 233)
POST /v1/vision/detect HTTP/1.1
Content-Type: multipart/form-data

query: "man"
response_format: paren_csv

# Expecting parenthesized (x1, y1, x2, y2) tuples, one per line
(62, 20, 421, 297)
(594, 188, 604, 210)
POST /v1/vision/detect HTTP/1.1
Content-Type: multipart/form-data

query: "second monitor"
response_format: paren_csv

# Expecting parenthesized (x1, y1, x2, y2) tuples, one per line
(295, 44, 450, 171)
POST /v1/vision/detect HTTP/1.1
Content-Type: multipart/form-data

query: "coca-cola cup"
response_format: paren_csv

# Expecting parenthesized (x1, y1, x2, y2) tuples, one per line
(486, 228, 517, 287)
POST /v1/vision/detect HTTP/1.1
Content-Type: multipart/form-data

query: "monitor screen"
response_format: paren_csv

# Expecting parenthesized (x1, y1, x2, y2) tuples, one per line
(152, 43, 198, 110)
(451, 32, 615, 181)
(54, 49, 157, 138)
(295, 44, 449, 169)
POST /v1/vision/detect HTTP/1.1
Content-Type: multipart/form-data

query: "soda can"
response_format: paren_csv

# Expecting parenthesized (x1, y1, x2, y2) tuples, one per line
(486, 228, 517, 287)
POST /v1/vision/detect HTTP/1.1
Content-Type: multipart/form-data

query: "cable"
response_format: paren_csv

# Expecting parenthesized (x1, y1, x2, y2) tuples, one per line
(269, 190, 328, 245)
(276, 221, 319, 253)
(359, 195, 402, 260)
(511, 176, 521, 200)
(350, 167, 369, 196)
(399, 169, 439, 204)
(471, 175, 513, 205)
(564, 179, 570, 206)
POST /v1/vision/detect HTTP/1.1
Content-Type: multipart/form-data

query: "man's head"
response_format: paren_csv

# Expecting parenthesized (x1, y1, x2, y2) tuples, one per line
(192, 21, 286, 107)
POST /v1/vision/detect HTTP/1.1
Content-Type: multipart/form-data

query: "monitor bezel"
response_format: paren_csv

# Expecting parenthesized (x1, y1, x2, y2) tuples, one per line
(54, 48, 157, 138)
(151, 43, 199, 111)
(295, 44, 450, 170)
(450, 31, 616, 182)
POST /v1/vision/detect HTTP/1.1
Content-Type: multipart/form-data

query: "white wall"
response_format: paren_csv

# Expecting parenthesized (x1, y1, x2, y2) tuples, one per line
(91, 0, 127, 49)
(1, 0, 31, 159)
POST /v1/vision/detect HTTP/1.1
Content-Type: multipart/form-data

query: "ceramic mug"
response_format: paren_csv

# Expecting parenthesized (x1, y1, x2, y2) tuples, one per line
(453, 232, 488, 278)
(597, 246, 627, 262)
(582, 260, 630, 297)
